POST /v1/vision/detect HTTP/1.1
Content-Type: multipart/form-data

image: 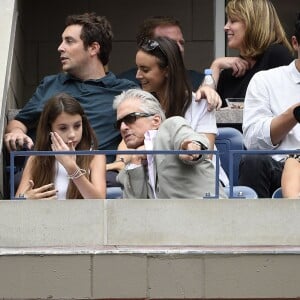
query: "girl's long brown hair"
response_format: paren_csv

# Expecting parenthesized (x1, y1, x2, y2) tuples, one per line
(30, 93, 98, 199)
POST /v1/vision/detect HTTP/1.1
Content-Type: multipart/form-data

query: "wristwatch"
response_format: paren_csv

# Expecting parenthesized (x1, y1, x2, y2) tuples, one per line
(293, 105, 300, 123)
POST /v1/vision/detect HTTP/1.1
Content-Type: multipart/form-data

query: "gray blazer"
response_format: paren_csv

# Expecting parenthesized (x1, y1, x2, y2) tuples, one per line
(118, 116, 227, 199)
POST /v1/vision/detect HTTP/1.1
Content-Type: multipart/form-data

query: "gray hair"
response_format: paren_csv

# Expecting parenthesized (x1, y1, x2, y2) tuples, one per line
(113, 89, 166, 121)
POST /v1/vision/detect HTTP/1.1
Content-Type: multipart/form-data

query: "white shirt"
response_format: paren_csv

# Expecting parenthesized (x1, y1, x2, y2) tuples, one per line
(185, 93, 229, 186)
(243, 60, 300, 161)
(54, 162, 68, 200)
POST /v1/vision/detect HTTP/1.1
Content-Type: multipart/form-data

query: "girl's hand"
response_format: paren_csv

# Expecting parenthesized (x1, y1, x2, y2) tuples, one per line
(20, 180, 57, 199)
(50, 132, 76, 167)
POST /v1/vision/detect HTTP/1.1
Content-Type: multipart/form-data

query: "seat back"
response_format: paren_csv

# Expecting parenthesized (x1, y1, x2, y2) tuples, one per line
(107, 187, 123, 199)
(215, 127, 244, 186)
(272, 187, 283, 198)
(224, 186, 258, 199)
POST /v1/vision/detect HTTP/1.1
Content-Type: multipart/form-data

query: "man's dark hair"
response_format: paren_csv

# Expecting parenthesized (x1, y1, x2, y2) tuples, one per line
(295, 13, 300, 43)
(136, 16, 182, 46)
(66, 12, 113, 66)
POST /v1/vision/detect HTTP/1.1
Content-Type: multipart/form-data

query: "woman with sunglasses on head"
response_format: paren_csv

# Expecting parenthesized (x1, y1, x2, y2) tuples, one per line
(133, 36, 229, 186)
(16, 93, 106, 199)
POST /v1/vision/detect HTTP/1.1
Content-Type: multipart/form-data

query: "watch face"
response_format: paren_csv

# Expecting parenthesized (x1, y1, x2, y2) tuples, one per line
(294, 106, 300, 123)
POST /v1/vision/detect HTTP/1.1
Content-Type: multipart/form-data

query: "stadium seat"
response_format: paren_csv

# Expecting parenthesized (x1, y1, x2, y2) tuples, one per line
(224, 185, 258, 199)
(215, 127, 244, 186)
(107, 187, 122, 199)
(272, 187, 283, 198)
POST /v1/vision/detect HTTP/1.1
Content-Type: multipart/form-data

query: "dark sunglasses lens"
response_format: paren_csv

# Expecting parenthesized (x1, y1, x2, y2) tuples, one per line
(115, 114, 136, 129)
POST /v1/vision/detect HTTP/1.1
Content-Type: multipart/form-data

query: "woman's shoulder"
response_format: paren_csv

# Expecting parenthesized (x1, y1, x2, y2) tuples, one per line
(265, 43, 292, 55)
(263, 43, 293, 60)
(258, 43, 294, 68)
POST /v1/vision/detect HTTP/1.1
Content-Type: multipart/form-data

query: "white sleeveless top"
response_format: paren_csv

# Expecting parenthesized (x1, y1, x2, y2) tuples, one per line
(54, 162, 69, 200)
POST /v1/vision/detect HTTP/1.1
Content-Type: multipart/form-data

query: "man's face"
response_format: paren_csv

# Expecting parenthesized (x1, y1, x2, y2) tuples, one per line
(57, 24, 90, 76)
(153, 25, 185, 55)
(116, 98, 158, 149)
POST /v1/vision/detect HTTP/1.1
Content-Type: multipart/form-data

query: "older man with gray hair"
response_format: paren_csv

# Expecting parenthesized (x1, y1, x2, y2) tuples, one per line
(113, 89, 227, 199)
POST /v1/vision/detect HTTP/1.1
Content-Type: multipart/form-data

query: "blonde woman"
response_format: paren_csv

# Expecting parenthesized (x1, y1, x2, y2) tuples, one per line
(210, 0, 294, 106)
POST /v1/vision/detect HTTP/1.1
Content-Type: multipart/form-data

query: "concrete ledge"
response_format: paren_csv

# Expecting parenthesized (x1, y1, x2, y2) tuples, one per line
(1, 198, 300, 247)
(1, 246, 300, 299)
(0, 199, 104, 247)
(1, 199, 300, 299)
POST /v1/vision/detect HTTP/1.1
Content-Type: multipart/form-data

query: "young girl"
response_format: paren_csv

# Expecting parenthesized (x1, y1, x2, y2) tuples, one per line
(16, 93, 106, 199)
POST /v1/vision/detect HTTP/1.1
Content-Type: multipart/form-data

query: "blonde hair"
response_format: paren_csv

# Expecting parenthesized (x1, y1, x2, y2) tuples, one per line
(226, 0, 293, 58)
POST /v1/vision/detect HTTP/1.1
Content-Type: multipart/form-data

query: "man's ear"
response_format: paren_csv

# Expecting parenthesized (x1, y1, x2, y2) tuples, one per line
(291, 36, 299, 52)
(151, 114, 161, 129)
(89, 42, 100, 56)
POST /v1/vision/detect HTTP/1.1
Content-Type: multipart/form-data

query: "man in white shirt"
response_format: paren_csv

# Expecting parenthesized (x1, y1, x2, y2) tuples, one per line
(239, 15, 300, 197)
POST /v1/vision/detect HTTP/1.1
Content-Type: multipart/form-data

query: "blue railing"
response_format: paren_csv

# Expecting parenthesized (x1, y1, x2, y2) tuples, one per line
(9, 149, 221, 200)
(10, 148, 298, 200)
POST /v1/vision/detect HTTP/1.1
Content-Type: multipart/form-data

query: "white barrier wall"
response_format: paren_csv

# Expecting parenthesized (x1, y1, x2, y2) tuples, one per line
(1, 199, 300, 299)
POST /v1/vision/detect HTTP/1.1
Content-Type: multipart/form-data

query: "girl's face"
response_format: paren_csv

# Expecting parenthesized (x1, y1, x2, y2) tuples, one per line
(135, 50, 167, 96)
(224, 16, 246, 51)
(51, 112, 83, 148)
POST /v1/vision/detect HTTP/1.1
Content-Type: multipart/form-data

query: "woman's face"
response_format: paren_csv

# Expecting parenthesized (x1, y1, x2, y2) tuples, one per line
(135, 50, 167, 96)
(51, 112, 83, 148)
(224, 16, 246, 51)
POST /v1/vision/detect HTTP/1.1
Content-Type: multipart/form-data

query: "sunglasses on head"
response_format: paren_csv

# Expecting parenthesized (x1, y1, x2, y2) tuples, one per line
(141, 39, 167, 58)
(115, 112, 155, 130)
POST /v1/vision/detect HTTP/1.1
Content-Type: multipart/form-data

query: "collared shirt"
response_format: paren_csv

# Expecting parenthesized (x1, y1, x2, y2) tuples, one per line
(243, 60, 300, 161)
(15, 72, 137, 162)
(144, 130, 158, 198)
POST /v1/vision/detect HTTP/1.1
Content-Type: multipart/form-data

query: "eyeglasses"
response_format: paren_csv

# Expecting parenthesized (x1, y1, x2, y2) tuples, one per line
(140, 39, 167, 58)
(115, 112, 155, 130)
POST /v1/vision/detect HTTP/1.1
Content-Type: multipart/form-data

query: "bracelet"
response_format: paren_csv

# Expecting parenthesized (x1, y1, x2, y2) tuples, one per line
(18, 193, 26, 199)
(67, 167, 87, 180)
